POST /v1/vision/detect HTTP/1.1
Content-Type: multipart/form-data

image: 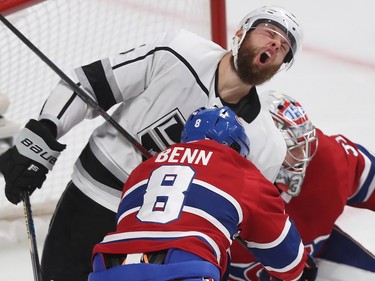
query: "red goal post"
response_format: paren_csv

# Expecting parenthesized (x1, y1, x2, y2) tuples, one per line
(0, 0, 227, 47)
(0, 0, 39, 13)
(0, 0, 228, 244)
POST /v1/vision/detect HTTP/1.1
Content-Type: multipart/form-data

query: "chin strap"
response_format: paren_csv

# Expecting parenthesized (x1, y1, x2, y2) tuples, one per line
(231, 29, 247, 71)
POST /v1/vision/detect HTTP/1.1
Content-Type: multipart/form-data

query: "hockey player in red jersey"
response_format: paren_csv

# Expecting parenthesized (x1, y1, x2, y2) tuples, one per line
(0, 6, 305, 281)
(89, 106, 317, 281)
(229, 91, 375, 280)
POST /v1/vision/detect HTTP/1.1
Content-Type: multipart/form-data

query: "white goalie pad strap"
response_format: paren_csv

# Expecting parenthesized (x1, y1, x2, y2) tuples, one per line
(15, 127, 62, 170)
(0, 117, 19, 138)
(0, 138, 12, 156)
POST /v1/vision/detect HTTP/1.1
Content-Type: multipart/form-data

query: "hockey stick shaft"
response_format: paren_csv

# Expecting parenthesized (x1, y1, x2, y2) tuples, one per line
(22, 191, 43, 281)
(0, 13, 152, 159)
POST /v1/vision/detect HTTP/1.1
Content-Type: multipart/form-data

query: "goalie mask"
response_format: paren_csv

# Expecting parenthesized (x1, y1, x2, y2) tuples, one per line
(181, 106, 250, 157)
(262, 90, 318, 197)
(232, 6, 303, 71)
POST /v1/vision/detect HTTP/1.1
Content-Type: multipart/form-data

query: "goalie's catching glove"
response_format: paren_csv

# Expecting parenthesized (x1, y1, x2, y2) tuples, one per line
(0, 119, 66, 204)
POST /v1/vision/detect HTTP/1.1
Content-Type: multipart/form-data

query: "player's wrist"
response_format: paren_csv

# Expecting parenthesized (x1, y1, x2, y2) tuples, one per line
(38, 118, 58, 138)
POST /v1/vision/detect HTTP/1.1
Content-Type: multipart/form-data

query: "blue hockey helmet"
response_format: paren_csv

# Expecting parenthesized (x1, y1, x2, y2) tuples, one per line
(181, 106, 250, 157)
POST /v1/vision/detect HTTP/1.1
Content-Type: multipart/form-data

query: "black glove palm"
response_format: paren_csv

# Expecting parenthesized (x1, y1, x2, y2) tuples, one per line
(298, 255, 318, 281)
(0, 147, 48, 204)
(0, 119, 66, 204)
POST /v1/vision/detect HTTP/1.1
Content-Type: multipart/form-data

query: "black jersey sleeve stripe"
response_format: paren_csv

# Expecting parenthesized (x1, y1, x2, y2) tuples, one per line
(40, 90, 78, 120)
(57, 92, 78, 119)
(79, 143, 124, 191)
(81, 60, 117, 111)
(113, 47, 209, 97)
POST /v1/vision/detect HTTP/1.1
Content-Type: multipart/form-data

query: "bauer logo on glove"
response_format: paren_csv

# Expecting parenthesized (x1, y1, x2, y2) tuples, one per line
(18, 134, 60, 170)
(0, 119, 66, 204)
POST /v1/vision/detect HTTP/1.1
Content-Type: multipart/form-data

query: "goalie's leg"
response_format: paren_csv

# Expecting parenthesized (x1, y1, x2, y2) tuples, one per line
(318, 226, 375, 272)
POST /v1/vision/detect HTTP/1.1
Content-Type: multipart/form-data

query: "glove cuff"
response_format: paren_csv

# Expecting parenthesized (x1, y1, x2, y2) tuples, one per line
(15, 119, 66, 170)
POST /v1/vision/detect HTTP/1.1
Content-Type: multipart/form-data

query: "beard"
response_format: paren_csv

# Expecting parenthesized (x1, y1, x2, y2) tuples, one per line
(236, 40, 281, 85)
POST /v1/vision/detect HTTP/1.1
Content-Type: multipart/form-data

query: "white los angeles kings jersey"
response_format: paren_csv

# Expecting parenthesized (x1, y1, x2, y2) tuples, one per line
(39, 29, 286, 211)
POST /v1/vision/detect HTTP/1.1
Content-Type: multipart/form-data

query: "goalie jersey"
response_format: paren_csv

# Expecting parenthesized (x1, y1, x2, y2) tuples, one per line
(38, 29, 286, 211)
(93, 140, 309, 280)
(229, 128, 375, 280)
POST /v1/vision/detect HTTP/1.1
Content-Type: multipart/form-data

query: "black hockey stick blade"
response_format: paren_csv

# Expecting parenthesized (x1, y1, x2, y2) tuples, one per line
(0, 13, 153, 159)
(21, 191, 43, 281)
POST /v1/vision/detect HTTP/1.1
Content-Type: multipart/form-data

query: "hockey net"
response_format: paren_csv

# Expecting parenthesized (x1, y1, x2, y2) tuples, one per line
(0, 0, 227, 244)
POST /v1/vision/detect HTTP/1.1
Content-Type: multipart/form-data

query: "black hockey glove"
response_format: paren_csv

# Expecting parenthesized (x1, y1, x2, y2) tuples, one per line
(0, 119, 66, 204)
(298, 255, 317, 281)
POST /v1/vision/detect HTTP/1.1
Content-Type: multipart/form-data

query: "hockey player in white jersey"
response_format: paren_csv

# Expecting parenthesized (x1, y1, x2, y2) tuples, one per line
(0, 6, 303, 281)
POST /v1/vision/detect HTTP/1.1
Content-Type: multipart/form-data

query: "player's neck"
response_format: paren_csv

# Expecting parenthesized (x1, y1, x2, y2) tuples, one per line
(217, 53, 253, 104)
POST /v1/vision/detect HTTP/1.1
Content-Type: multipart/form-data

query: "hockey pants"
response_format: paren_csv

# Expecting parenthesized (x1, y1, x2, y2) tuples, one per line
(41, 182, 117, 281)
(89, 248, 220, 281)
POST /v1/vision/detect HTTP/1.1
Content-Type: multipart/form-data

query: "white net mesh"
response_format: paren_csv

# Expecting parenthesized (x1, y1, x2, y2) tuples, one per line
(0, 0, 219, 225)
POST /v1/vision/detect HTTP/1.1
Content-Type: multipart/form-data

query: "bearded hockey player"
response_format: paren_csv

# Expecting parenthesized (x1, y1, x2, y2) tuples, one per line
(0, 6, 305, 281)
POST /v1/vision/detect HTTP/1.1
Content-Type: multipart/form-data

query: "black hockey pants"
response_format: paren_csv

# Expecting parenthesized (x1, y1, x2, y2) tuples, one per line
(41, 182, 117, 281)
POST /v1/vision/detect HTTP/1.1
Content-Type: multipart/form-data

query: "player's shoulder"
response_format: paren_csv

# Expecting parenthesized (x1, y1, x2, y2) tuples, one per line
(309, 128, 366, 176)
(152, 29, 207, 46)
(167, 29, 224, 54)
(132, 29, 190, 50)
(316, 128, 360, 155)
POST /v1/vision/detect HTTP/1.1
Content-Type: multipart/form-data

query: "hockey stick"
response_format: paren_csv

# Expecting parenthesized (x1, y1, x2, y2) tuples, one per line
(0, 13, 153, 159)
(21, 191, 43, 281)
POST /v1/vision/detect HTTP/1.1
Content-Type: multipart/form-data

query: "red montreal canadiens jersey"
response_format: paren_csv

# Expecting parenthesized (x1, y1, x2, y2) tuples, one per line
(93, 140, 308, 280)
(229, 128, 375, 280)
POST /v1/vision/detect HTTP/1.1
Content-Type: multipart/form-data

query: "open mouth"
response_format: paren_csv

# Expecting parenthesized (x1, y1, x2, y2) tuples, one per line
(260, 51, 271, 64)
